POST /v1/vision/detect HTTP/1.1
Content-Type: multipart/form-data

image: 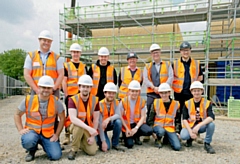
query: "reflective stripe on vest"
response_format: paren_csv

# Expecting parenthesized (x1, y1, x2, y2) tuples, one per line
(153, 99, 179, 132)
(29, 50, 59, 87)
(183, 98, 210, 128)
(91, 64, 114, 96)
(146, 61, 169, 93)
(121, 96, 145, 132)
(99, 99, 119, 121)
(118, 67, 142, 99)
(25, 95, 57, 138)
(71, 93, 98, 128)
(64, 61, 86, 95)
(172, 58, 199, 93)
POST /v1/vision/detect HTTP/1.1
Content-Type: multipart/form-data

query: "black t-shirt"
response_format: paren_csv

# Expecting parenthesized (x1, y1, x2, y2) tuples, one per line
(64, 62, 88, 77)
(182, 99, 215, 126)
(179, 58, 203, 95)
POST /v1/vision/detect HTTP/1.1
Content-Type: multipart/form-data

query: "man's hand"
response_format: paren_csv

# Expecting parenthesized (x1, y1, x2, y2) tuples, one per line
(154, 87, 159, 94)
(192, 125, 200, 134)
(50, 134, 59, 142)
(87, 136, 95, 145)
(34, 88, 40, 94)
(101, 141, 108, 152)
(53, 85, 58, 91)
(88, 127, 98, 137)
(102, 118, 110, 130)
(190, 131, 197, 139)
(131, 127, 138, 136)
(126, 128, 132, 137)
(19, 128, 30, 135)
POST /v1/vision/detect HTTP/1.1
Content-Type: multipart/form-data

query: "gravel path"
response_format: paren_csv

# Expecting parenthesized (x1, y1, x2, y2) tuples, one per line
(0, 96, 240, 164)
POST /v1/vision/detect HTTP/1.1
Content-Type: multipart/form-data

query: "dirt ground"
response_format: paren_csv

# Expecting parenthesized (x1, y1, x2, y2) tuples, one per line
(0, 96, 240, 164)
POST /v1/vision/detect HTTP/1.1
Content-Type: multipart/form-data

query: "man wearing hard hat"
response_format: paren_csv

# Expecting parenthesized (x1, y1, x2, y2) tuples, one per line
(14, 75, 65, 162)
(88, 47, 117, 101)
(23, 30, 64, 98)
(172, 41, 204, 141)
(180, 81, 215, 154)
(143, 43, 173, 142)
(118, 52, 143, 99)
(148, 83, 181, 151)
(67, 75, 99, 160)
(62, 43, 88, 145)
(119, 80, 153, 148)
(97, 82, 125, 152)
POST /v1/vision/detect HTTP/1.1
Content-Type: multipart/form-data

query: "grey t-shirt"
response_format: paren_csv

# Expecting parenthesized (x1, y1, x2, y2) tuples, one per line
(18, 97, 64, 120)
(119, 97, 146, 123)
(23, 52, 64, 71)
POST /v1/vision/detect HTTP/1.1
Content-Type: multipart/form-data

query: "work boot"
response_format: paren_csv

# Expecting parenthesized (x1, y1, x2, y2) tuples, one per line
(143, 136, 150, 142)
(112, 145, 126, 152)
(154, 138, 163, 148)
(185, 138, 193, 147)
(204, 143, 216, 154)
(68, 150, 77, 160)
(25, 150, 36, 162)
(195, 134, 204, 144)
(134, 137, 142, 145)
(62, 133, 70, 145)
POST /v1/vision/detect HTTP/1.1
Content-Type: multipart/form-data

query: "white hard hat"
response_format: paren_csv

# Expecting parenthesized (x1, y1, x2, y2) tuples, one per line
(103, 82, 117, 92)
(128, 80, 141, 90)
(77, 75, 93, 86)
(70, 43, 82, 52)
(158, 83, 171, 92)
(38, 30, 53, 40)
(190, 81, 204, 90)
(149, 43, 161, 52)
(98, 47, 109, 56)
(37, 75, 54, 87)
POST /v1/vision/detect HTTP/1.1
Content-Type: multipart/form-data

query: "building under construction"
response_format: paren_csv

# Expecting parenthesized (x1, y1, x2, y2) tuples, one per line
(59, 0, 240, 106)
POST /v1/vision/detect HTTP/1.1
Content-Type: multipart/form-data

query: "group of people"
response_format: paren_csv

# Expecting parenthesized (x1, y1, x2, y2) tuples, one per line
(13, 30, 216, 162)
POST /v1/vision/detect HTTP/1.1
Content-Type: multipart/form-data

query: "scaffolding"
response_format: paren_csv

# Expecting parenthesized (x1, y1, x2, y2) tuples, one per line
(59, 0, 240, 105)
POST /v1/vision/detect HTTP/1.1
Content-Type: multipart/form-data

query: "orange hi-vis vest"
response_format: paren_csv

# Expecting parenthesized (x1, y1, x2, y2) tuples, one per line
(29, 50, 59, 87)
(172, 58, 200, 93)
(121, 96, 145, 132)
(64, 61, 86, 95)
(118, 67, 142, 99)
(183, 98, 210, 128)
(145, 61, 169, 93)
(153, 99, 179, 132)
(71, 93, 99, 128)
(99, 99, 119, 121)
(25, 95, 58, 138)
(91, 64, 114, 96)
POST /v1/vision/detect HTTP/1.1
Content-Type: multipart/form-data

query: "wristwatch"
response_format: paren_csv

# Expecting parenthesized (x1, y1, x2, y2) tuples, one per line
(135, 126, 139, 130)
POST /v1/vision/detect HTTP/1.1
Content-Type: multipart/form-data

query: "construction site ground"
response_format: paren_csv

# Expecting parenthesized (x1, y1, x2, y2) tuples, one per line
(1, 96, 240, 164)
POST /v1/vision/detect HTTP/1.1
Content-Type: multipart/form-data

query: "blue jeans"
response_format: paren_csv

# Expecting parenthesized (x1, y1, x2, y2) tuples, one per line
(180, 122, 215, 144)
(153, 126, 181, 151)
(21, 130, 62, 160)
(96, 119, 122, 150)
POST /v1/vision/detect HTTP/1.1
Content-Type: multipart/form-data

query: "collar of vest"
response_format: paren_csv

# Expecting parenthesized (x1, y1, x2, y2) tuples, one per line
(37, 49, 51, 55)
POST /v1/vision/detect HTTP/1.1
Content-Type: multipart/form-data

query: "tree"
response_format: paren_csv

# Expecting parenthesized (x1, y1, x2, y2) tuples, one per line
(0, 49, 26, 81)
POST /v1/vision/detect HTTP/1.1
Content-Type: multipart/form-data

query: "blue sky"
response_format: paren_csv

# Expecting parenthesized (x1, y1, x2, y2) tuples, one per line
(0, 0, 208, 54)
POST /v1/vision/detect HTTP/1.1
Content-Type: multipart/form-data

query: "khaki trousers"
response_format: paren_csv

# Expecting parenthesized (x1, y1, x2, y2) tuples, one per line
(70, 124, 98, 155)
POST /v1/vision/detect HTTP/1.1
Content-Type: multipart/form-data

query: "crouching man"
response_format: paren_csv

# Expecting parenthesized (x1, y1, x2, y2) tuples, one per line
(67, 75, 99, 160)
(97, 82, 125, 152)
(180, 81, 215, 154)
(148, 83, 181, 151)
(14, 75, 65, 162)
(120, 80, 153, 148)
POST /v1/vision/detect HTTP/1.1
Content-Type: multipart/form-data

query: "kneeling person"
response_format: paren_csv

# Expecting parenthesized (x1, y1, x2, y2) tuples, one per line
(97, 82, 124, 152)
(148, 83, 181, 151)
(180, 81, 215, 154)
(120, 80, 153, 148)
(14, 76, 65, 162)
(68, 75, 99, 160)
